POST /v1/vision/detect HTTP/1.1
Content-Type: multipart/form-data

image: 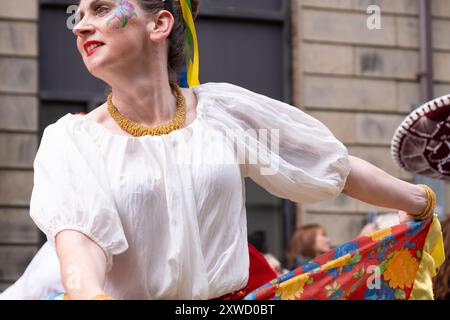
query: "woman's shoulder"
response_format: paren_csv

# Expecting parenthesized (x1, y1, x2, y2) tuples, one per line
(197, 82, 291, 115)
(84, 103, 108, 123)
(197, 82, 280, 108)
(196, 81, 252, 96)
(83, 103, 126, 136)
(36, 111, 107, 166)
(40, 107, 106, 149)
(42, 113, 76, 138)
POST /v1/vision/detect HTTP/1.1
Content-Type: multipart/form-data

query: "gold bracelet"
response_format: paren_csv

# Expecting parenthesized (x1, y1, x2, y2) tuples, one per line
(420, 184, 436, 219)
(407, 184, 436, 221)
(90, 293, 113, 300)
(417, 184, 435, 220)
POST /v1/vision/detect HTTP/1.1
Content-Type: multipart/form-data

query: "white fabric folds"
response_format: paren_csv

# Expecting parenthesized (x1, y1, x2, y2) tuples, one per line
(0, 82, 351, 300)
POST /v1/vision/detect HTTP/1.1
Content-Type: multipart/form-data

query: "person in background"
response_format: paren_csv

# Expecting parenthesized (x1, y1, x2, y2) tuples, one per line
(285, 224, 330, 270)
(433, 214, 450, 300)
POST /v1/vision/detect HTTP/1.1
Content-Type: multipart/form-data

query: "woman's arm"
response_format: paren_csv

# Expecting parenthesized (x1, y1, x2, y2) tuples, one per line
(343, 156, 428, 218)
(55, 230, 108, 300)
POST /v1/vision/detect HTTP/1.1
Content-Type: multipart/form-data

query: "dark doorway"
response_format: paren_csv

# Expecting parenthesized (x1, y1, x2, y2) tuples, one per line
(38, 0, 294, 259)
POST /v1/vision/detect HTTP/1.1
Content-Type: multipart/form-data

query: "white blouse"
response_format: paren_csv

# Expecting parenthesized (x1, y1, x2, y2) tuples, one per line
(0, 82, 351, 300)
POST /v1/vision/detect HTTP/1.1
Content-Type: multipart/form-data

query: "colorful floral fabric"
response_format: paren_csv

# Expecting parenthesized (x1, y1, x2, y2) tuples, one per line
(244, 215, 445, 300)
(42, 292, 68, 300)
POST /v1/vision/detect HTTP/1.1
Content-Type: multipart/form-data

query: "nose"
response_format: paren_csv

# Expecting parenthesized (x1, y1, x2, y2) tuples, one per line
(72, 19, 95, 38)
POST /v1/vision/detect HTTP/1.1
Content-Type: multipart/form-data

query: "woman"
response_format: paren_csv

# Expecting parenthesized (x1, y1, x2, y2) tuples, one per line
(0, 0, 434, 300)
(433, 215, 450, 300)
(285, 224, 330, 270)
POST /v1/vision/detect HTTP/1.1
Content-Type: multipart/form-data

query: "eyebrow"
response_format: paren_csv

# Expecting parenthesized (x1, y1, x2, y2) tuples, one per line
(76, 0, 113, 19)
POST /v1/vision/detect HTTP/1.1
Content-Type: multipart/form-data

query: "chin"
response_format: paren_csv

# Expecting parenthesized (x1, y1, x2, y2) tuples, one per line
(84, 55, 111, 77)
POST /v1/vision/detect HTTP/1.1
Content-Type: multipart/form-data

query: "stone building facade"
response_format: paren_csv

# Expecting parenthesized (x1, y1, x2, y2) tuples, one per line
(0, 0, 40, 290)
(295, 0, 450, 245)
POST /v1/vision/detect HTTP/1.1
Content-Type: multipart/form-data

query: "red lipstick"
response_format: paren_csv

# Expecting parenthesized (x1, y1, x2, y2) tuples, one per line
(83, 40, 105, 57)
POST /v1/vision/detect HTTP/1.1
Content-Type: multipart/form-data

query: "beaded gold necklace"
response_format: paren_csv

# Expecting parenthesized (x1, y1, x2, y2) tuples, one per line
(107, 82, 186, 137)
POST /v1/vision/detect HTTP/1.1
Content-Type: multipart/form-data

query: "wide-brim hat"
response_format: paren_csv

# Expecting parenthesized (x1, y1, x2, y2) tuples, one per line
(391, 94, 450, 180)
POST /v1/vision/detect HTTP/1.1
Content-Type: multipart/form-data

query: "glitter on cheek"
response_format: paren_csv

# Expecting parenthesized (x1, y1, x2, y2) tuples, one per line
(105, 0, 138, 28)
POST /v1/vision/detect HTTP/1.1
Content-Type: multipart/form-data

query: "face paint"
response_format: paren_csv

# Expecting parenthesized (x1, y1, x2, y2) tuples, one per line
(106, 0, 138, 28)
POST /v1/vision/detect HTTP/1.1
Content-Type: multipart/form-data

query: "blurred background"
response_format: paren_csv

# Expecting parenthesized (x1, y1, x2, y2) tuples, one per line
(1, 0, 450, 291)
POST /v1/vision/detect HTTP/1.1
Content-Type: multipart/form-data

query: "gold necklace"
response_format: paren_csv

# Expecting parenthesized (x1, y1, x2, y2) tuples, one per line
(107, 82, 186, 137)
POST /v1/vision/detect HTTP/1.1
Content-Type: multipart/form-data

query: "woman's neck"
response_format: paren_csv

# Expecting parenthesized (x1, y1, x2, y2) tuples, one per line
(107, 70, 177, 127)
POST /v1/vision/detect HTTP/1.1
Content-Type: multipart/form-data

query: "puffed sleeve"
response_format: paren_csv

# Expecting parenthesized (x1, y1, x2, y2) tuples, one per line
(29, 119, 128, 271)
(202, 82, 351, 203)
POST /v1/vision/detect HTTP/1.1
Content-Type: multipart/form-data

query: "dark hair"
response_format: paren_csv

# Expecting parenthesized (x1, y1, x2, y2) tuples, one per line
(138, 0, 200, 83)
(433, 215, 450, 299)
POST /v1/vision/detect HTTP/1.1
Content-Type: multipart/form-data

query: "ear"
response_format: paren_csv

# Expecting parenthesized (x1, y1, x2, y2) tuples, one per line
(147, 10, 174, 43)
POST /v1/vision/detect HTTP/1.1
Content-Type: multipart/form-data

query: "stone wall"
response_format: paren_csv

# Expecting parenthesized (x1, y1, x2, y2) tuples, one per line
(294, 0, 450, 245)
(0, 0, 39, 291)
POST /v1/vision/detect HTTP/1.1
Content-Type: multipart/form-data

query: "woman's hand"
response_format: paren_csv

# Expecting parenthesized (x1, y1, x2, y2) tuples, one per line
(343, 156, 428, 220)
(55, 230, 110, 300)
(359, 223, 379, 236)
(398, 210, 416, 223)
